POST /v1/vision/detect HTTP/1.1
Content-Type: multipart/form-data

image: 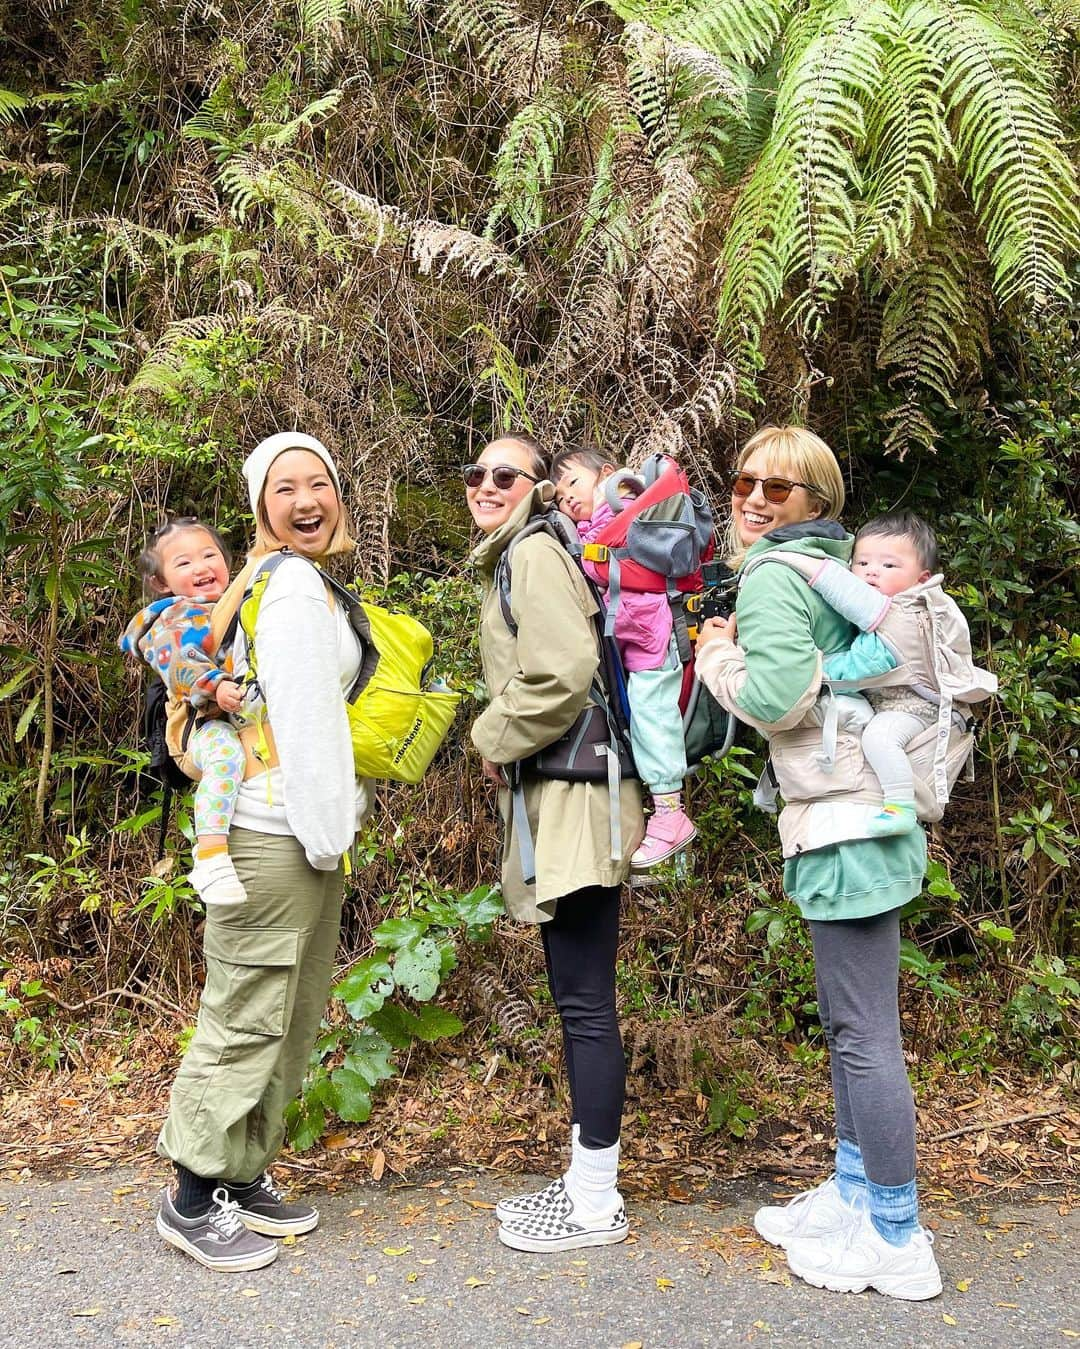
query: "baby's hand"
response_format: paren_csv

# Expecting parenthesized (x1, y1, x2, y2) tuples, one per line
(214, 679, 245, 714)
(697, 615, 737, 652)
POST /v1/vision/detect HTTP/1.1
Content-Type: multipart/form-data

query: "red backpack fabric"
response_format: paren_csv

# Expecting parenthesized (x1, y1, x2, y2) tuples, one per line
(579, 455, 716, 644)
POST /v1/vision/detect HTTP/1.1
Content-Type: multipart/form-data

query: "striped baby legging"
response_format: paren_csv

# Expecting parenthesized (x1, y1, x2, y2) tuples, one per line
(189, 718, 245, 837)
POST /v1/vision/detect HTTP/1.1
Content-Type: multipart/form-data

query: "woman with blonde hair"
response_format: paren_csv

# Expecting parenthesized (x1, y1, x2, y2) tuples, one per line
(155, 432, 374, 1273)
(696, 425, 942, 1302)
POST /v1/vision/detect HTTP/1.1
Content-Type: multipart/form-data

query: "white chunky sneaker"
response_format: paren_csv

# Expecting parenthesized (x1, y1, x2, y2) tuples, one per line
(785, 1208, 943, 1301)
(754, 1175, 862, 1249)
(495, 1177, 564, 1224)
(497, 1178, 629, 1253)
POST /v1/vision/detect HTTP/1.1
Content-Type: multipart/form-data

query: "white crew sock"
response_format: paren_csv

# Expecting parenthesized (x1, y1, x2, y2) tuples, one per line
(564, 1135, 620, 1218)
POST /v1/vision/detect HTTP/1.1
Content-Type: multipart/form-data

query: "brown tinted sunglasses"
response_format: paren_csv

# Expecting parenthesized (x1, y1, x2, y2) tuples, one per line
(729, 471, 823, 504)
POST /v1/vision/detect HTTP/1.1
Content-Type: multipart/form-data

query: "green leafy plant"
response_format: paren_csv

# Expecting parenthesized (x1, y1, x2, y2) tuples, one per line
(285, 882, 503, 1149)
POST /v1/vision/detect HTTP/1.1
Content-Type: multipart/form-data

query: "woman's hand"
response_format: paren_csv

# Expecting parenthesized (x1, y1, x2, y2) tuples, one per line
(481, 758, 508, 788)
(697, 614, 737, 653)
(214, 679, 245, 714)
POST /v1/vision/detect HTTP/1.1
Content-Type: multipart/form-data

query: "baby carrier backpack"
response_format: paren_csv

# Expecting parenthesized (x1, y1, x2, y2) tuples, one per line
(580, 453, 716, 660)
(740, 551, 997, 843)
(494, 502, 735, 882)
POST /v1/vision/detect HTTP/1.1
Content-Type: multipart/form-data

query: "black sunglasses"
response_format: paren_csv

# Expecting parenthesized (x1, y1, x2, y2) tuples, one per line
(461, 463, 542, 491)
(729, 471, 823, 504)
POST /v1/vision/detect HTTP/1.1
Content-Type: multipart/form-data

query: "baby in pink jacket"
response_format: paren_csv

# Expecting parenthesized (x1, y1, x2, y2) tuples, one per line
(552, 447, 696, 870)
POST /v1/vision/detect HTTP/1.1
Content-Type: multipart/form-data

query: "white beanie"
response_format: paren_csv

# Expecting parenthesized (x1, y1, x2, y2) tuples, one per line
(242, 432, 343, 517)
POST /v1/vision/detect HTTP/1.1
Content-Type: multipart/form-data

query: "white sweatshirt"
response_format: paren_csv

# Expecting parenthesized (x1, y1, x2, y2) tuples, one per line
(230, 556, 372, 868)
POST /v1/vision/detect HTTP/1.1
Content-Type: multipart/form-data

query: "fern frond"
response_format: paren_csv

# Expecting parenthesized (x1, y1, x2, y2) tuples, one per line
(441, 0, 563, 93)
(874, 228, 990, 457)
(624, 20, 747, 120)
(629, 410, 685, 462)
(853, 23, 944, 262)
(410, 221, 531, 296)
(324, 178, 406, 249)
(255, 89, 343, 148)
(575, 125, 640, 273)
(182, 82, 244, 156)
(716, 2, 893, 355)
(606, 0, 792, 67)
(909, 0, 1080, 307)
(634, 152, 701, 321)
(485, 92, 568, 239)
(877, 259, 969, 404)
(880, 395, 939, 459)
(127, 316, 224, 397)
(0, 89, 27, 125)
(218, 154, 336, 251)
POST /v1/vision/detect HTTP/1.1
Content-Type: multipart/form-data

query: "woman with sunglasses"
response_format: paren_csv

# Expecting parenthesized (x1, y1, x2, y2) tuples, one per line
(696, 426, 942, 1302)
(464, 432, 644, 1254)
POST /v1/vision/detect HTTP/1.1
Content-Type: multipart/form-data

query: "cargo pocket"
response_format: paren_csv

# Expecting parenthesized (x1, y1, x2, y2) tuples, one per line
(203, 925, 299, 1037)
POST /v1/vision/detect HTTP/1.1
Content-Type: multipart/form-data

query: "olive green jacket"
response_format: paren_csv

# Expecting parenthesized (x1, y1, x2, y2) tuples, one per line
(470, 486, 644, 923)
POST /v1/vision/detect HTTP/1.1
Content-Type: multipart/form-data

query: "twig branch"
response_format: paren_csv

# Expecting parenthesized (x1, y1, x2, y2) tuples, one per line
(928, 1108, 1071, 1143)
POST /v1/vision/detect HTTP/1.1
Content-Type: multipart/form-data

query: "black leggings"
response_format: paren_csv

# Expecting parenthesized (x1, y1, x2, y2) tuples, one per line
(540, 884, 625, 1150)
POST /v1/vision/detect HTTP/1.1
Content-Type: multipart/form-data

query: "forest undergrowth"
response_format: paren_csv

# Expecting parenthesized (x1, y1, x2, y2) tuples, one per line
(0, 2, 1077, 1191)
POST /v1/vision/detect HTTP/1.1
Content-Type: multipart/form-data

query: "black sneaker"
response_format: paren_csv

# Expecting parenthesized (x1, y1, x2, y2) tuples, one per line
(223, 1173, 319, 1237)
(156, 1186, 279, 1272)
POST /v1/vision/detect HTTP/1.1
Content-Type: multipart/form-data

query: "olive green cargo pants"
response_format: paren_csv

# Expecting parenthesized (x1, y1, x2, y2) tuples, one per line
(157, 828, 344, 1182)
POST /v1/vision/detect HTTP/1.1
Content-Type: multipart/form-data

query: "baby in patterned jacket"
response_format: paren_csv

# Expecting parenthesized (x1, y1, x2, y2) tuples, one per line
(120, 517, 247, 906)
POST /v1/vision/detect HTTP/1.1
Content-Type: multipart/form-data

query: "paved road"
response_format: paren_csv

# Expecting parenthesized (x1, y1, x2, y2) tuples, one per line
(1, 1166, 1075, 1347)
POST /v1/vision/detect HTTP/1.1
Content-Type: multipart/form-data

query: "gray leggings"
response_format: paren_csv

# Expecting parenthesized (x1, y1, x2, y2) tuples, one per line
(809, 908, 916, 1188)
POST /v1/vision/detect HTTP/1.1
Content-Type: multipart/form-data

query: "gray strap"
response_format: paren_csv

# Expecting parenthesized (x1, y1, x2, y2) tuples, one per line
(753, 762, 779, 813)
(604, 555, 621, 637)
(816, 688, 839, 774)
(511, 776, 537, 887)
(602, 743, 622, 862)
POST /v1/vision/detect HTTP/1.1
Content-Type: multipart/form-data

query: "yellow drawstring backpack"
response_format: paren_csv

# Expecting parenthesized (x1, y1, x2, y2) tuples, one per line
(234, 550, 460, 784)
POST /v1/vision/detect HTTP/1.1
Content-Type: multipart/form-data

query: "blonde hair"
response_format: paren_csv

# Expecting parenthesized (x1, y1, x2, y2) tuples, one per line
(250, 454, 356, 558)
(725, 425, 846, 566)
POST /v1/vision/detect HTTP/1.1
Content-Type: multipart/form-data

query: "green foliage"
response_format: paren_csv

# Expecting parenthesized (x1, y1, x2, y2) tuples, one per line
(0, 0, 1076, 1102)
(285, 880, 502, 1149)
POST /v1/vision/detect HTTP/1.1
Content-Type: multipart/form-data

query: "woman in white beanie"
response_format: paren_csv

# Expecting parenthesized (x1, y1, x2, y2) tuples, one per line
(155, 433, 373, 1273)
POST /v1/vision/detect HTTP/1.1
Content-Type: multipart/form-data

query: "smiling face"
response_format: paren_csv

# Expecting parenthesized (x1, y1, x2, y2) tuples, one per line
(466, 439, 541, 535)
(153, 527, 231, 602)
(851, 533, 930, 596)
(260, 449, 342, 560)
(731, 447, 825, 548)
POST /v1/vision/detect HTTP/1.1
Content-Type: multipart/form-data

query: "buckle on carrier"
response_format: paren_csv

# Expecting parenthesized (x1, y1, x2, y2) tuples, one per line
(581, 543, 609, 563)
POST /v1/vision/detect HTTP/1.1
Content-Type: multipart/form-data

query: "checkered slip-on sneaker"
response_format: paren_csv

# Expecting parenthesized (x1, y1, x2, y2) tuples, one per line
(495, 1177, 564, 1224)
(223, 1172, 319, 1237)
(156, 1186, 279, 1272)
(497, 1180, 629, 1253)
